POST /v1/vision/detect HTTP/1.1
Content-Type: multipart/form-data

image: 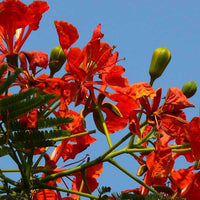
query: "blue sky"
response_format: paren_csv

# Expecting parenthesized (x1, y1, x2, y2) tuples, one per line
(6, 0, 200, 197)
(24, 0, 200, 114)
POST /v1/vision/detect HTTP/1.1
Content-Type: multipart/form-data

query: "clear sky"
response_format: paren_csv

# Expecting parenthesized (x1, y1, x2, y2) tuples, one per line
(7, 0, 200, 198)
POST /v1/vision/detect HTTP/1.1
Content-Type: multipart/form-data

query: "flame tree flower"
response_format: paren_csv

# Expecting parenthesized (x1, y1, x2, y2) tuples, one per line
(0, 0, 49, 61)
(55, 21, 124, 106)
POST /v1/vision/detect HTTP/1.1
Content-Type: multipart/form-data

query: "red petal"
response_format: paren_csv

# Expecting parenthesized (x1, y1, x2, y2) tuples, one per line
(0, 1, 28, 29)
(32, 189, 57, 200)
(151, 87, 162, 112)
(146, 145, 174, 185)
(91, 24, 104, 42)
(60, 142, 88, 161)
(55, 20, 79, 52)
(27, 1, 49, 30)
(181, 171, 200, 200)
(170, 166, 195, 198)
(103, 65, 129, 88)
(186, 117, 200, 160)
(129, 110, 141, 138)
(73, 163, 103, 193)
(66, 47, 83, 70)
(27, 51, 48, 75)
(163, 87, 194, 111)
(129, 82, 156, 99)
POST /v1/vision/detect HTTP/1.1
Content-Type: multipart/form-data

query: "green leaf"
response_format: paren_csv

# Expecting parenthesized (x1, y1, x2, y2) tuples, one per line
(37, 117, 73, 129)
(0, 68, 22, 95)
(11, 129, 71, 142)
(0, 64, 7, 79)
(0, 87, 39, 108)
(1, 93, 56, 119)
(0, 146, 11, 157)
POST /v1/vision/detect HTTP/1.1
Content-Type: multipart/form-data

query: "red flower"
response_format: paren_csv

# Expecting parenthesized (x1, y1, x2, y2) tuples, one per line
(129, 110, 141, 138)
(103, 82, 155, 134)
(52, 108, 96, 163)
(54, 20, 79, 54)
(0, 0, 49, 56)
(185, 117, 200, 160)
(56, 22, 122, 106)
(32, 189, 57, 200)
(20, 51, 49, 75)
(141, 144, 174, 195)
(170, 166, 200, 200)
(173, 135, 195, 163)
(72, 163, 103, 195)
(139, 87, 193, 141)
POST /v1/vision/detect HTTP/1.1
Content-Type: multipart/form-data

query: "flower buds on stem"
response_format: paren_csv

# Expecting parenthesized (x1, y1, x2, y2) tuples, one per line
(149, 47, 171, 85)
(182, 81, 197, 98)
(49, 46, 66, 77)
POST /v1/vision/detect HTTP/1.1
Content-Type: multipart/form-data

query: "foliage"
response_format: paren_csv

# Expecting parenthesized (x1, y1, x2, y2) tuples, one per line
(0, 0, 199, 200)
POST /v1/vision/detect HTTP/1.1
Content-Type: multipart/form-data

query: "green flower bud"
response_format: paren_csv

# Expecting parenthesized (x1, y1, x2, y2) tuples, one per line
(49, 46, 66, 77)
(149, 47, 171, 84)
(137, 164, 148, 176)
(182, 81, 197, 98)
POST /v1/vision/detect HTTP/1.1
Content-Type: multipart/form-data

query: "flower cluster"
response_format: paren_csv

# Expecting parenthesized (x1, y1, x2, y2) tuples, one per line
(0, 1, 199, 200)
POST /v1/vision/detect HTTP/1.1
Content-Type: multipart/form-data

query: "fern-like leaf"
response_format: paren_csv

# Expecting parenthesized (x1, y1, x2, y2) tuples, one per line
(0, 64, 7, 79)
(0, 136, 6, 145)
(11, 129, 71, 143)
(14, 139, 55, 149)
(0, 146, 11, 157)
(0, 87, 39, 108)
(37, 117, 73, 129)
(0, 68, 22, 95)
(1, 93, 56, 119)
(9, 117, 73, 131)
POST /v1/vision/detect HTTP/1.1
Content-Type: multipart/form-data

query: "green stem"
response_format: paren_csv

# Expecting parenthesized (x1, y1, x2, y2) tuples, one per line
(0, 169, 19, 172)
(0, 171, 18, 186)
(95, 105, 113, 148)
(39, 183, 99, 199)
(39, 95, 61, 117)
(105, 145, 191, 160)
(8, 142, 29, 189)
(0, 123, 25, 180)
(128, 134, 135, 148)
(128, 120, 147, 147)
(171, 143, 190, 149)
(0, 186, 17, 196)
(129, 152, 146, 164)
(43, 101, 61, 118)
(17, 150, 27, 169)
(108, 158, 162, 197)
(52, 130, 96, 142)
(32, 148, 49, 170)
(39, 132, 132, 183)
(105, 147, 155, 160)
(140, 120, 148, 128)
(172, 148, 191, 152)
(135, 127, 155, 145)
(81, 169, 92, 195)
(150, 77, 155, 86)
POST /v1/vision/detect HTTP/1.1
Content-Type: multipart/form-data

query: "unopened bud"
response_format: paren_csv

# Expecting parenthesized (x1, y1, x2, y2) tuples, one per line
(137, 164, 148, 176)
(182, 81, 197, 98)
(149, 47, 171, 84)
(49, 46, 66, 77)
